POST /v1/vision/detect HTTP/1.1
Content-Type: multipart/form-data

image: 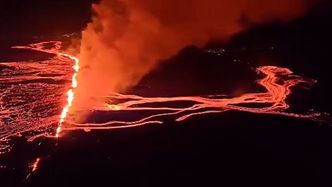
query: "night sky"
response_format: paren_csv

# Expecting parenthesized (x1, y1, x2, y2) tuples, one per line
(0, 0, 94, 43)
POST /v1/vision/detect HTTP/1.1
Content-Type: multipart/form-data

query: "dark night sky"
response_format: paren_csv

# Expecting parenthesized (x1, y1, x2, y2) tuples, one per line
(0, 0, 330, 43)
(0, 0, 96, 42)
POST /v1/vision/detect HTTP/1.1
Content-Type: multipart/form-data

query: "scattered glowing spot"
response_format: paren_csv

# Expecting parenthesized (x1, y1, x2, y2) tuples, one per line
(108, 104, 123, 111)
(26, 157, 41, 179)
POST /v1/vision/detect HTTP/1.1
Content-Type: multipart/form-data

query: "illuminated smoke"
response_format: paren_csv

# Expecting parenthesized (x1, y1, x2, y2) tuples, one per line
(73, 0, 317, 120)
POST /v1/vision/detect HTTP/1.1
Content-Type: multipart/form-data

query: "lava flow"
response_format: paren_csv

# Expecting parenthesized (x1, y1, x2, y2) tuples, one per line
(63, 66, 320, 132)
(11, 41, 80, 138)
(0, 41, 320, 152)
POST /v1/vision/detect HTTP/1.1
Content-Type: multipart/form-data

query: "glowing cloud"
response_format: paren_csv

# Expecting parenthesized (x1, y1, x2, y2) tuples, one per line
(72, 0, 317, 120)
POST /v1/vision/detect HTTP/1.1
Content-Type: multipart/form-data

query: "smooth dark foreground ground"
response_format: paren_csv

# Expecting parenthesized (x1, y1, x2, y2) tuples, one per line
(2, 112, 329, 187)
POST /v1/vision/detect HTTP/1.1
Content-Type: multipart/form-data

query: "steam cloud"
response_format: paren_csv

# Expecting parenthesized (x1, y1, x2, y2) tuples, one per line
(72, 0, 316, 118)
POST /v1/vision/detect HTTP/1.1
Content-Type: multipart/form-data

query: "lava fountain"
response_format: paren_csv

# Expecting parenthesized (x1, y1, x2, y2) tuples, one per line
(56, 53, 80, 137)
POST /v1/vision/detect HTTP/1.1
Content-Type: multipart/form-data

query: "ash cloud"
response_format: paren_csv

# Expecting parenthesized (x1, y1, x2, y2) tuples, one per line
(72, 0, 317, 117)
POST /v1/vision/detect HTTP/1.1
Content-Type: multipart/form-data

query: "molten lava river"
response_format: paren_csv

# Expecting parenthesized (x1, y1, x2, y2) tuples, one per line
(0, 41, 321, 155)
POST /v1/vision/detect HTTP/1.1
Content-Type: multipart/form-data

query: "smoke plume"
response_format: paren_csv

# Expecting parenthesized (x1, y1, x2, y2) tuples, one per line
(72, 0, 316, 118)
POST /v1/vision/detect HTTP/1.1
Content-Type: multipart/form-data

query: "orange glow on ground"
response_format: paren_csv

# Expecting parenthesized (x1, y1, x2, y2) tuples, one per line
(13, 42, 80, 138)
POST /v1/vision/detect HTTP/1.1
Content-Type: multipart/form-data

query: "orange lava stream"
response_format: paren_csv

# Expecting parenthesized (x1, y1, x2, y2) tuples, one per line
(56, 53, 79, 137)
(63, 66, 320, 132)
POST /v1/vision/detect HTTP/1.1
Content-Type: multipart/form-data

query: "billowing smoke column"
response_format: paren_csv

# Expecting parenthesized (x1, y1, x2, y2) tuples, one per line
(72, 0, 316, 120)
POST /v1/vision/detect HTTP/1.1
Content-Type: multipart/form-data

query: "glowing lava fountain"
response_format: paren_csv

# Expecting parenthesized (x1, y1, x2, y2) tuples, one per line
(56, 53, 79, 137)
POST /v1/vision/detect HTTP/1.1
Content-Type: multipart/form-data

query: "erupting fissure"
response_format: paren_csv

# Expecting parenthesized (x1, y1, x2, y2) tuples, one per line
(57, 53, 80, 137)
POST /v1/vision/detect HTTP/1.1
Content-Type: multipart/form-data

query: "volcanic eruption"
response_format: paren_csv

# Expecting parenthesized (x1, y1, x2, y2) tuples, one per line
(71, 0, 317, 121)
(1, 1, 330, 185)
(0, 0, 322, 144)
